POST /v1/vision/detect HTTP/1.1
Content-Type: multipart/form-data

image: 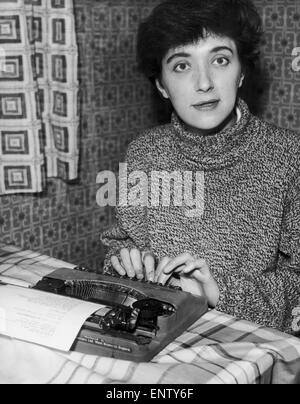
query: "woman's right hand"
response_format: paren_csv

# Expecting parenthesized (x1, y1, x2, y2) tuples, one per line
(111, 248, 156, 281)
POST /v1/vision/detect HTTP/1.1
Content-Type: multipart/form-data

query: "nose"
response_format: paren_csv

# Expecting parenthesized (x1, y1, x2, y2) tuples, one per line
(194, 66, 214, 92)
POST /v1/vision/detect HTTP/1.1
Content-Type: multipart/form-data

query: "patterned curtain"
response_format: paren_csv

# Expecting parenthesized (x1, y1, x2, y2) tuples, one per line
(0, 0, 79, 194)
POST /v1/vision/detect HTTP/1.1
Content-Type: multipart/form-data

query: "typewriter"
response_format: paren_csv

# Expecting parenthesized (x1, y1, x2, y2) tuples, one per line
(34, 267, 208, 362)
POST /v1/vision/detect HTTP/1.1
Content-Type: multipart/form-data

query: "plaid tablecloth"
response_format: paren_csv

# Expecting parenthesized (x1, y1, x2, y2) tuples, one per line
(0, 244, 299, 385)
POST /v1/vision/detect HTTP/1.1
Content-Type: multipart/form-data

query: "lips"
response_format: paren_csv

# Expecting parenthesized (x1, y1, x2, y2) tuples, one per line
(193, 100, 219, 107)
(192, 99, 220, 111)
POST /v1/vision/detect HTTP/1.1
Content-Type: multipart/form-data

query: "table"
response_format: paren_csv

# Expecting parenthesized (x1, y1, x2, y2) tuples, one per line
(0, 244, 299, 384)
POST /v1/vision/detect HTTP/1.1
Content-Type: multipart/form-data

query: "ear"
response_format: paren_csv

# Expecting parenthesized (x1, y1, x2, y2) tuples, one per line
(238, 74, 245, 88)
(155, 78, 169, 99)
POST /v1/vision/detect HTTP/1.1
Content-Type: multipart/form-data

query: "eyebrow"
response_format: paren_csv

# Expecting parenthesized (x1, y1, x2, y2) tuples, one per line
(166, 46, 234, 64)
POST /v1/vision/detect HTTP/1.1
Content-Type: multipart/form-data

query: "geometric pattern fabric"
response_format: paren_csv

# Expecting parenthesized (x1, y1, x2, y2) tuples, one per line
(0, 0, 79, 194)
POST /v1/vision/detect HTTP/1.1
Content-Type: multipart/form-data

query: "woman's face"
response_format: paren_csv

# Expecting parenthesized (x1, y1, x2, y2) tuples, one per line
(156, 34, 244, 133)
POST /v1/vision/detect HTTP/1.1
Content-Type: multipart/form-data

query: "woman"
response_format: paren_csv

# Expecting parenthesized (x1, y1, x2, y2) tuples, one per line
(101, 0, 300, 333)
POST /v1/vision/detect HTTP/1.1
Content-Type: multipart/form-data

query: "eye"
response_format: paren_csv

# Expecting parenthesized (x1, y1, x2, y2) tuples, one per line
(173, 62, 190, 72)
(213, 57, 230, 66)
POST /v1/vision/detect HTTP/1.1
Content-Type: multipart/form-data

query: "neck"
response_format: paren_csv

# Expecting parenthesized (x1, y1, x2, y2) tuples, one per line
(171, 98, 252, 170)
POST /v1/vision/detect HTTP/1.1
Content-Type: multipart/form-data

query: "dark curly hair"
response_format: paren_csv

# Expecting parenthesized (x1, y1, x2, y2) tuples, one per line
(137, 0, 263, 84)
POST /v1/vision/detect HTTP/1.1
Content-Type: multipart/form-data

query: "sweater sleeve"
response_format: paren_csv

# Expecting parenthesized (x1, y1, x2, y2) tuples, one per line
(100, 137, 151, 273)
(278, 173, 300, 271)
(277, 173, 300, 331)
(100, 219, 139, 274)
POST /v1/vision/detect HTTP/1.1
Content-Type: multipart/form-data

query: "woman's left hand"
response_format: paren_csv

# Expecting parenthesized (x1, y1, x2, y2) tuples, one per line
(154, 252, 211, 296)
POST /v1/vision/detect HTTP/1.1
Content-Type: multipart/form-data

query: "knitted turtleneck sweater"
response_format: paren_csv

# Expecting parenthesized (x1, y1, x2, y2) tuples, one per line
(101, 99, 300, 333)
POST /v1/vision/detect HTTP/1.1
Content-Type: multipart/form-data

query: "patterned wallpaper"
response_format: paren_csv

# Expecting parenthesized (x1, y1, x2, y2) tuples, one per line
(0, 0, 299, 271)
(245, 0, 300, 131)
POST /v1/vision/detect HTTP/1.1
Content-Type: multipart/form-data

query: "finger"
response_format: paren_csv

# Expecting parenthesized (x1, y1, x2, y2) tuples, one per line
(180, 275, 205, 296)
(142, 251, 156, 282)
(157, 263, 186, 286)
(182, 263, 206, 282)
(130, 248, 144, 280)
(182, 259, 207, 273)
(183, 260, 211, 284)
(168, 276, 181, 288)
(183, 259, 209, 275)
(120, 248, 135, 278)
(111, 255, 126, 276)
(173, 264, 186, 274)
(162, 253, 194, 275)
(156, 270, 172, 286)
(155, 256, 172, 283)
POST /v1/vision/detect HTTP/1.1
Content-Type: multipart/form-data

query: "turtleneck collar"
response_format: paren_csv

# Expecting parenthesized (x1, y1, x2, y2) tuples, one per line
(171, 98, 255, 171)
